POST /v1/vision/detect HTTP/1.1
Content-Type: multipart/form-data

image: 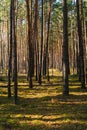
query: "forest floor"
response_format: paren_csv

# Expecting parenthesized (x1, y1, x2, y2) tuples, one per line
(0, 71, 87, 130)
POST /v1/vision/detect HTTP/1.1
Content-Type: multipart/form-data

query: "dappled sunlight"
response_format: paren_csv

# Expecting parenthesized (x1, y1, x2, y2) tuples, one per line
(70, 92, 87, 96)
(7, 113, 87, 129)
(0, 75, 87, 129)
(18, 85, 62, 99)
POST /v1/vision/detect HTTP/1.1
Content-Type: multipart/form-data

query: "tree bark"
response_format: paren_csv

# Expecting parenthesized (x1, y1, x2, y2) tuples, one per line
(8, 0, 13, 98)
(76, 0, 86, 89)
(26, 0, 33, 88)
(13, 0, 18, 104)
(38, 0, 44, 84)
(62, 0, 69, 95)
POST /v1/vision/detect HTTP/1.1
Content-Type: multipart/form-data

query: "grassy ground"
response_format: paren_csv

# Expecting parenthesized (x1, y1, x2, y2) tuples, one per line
(0, 73, 87, 130)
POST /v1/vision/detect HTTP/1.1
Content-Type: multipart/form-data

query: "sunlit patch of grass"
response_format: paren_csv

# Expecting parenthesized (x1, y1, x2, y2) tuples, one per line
(49, 69, 62, 76)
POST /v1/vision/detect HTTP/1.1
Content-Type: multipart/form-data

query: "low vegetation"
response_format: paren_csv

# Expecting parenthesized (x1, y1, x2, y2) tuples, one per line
(0, 73, 87, 130)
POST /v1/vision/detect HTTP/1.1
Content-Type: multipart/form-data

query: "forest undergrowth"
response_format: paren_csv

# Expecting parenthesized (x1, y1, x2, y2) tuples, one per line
(0, 72, 87, 130)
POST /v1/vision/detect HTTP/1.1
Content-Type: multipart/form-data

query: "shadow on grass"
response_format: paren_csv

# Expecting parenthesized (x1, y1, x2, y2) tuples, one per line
(0, 90, 87, 130)
(0, 75, 87, 130)
(0, 75, 83, 89)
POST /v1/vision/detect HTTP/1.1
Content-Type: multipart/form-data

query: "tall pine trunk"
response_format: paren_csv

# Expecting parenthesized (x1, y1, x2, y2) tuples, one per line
(13, 0, 18, 104)
(26, 0, 33, 88)
(34, 0, 39, 81)
(62, 0, 69, 95)
(8, 0, 13, 98)
(45, 0, 52, 81)
(38, 0, 44, 84)
(76, 0, 86, 89)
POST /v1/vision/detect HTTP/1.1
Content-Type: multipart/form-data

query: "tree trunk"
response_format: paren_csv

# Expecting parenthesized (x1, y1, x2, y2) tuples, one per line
(62, 0, 69, 95)
(34, 0, 39, 81)
(13, 0, 18, 104)
(45, 0, 52, 81)
(38, 0, 44, 84)
(8, 0, 13, 98)
(76, 0, 86, 89)
(26, 0, 33, 88)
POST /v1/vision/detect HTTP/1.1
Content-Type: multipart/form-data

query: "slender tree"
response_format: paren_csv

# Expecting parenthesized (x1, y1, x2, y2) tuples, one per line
(26, 0, 33, 88)
(62, 0, 69, 95)
(76, 0, 86, 89)
(13, 0, 18, 104)
(34, 0, 39, 81)
(38, 0, 44, 84)
(46, 0, 52, 81)
(8, 0, 13, 98)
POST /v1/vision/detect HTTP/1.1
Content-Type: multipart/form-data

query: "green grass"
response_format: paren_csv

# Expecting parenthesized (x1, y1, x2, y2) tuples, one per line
(0, 73, 87, 130)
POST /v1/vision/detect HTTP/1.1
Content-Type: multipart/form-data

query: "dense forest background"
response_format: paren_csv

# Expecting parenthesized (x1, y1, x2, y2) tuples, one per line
(0, 0, 87, 102)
